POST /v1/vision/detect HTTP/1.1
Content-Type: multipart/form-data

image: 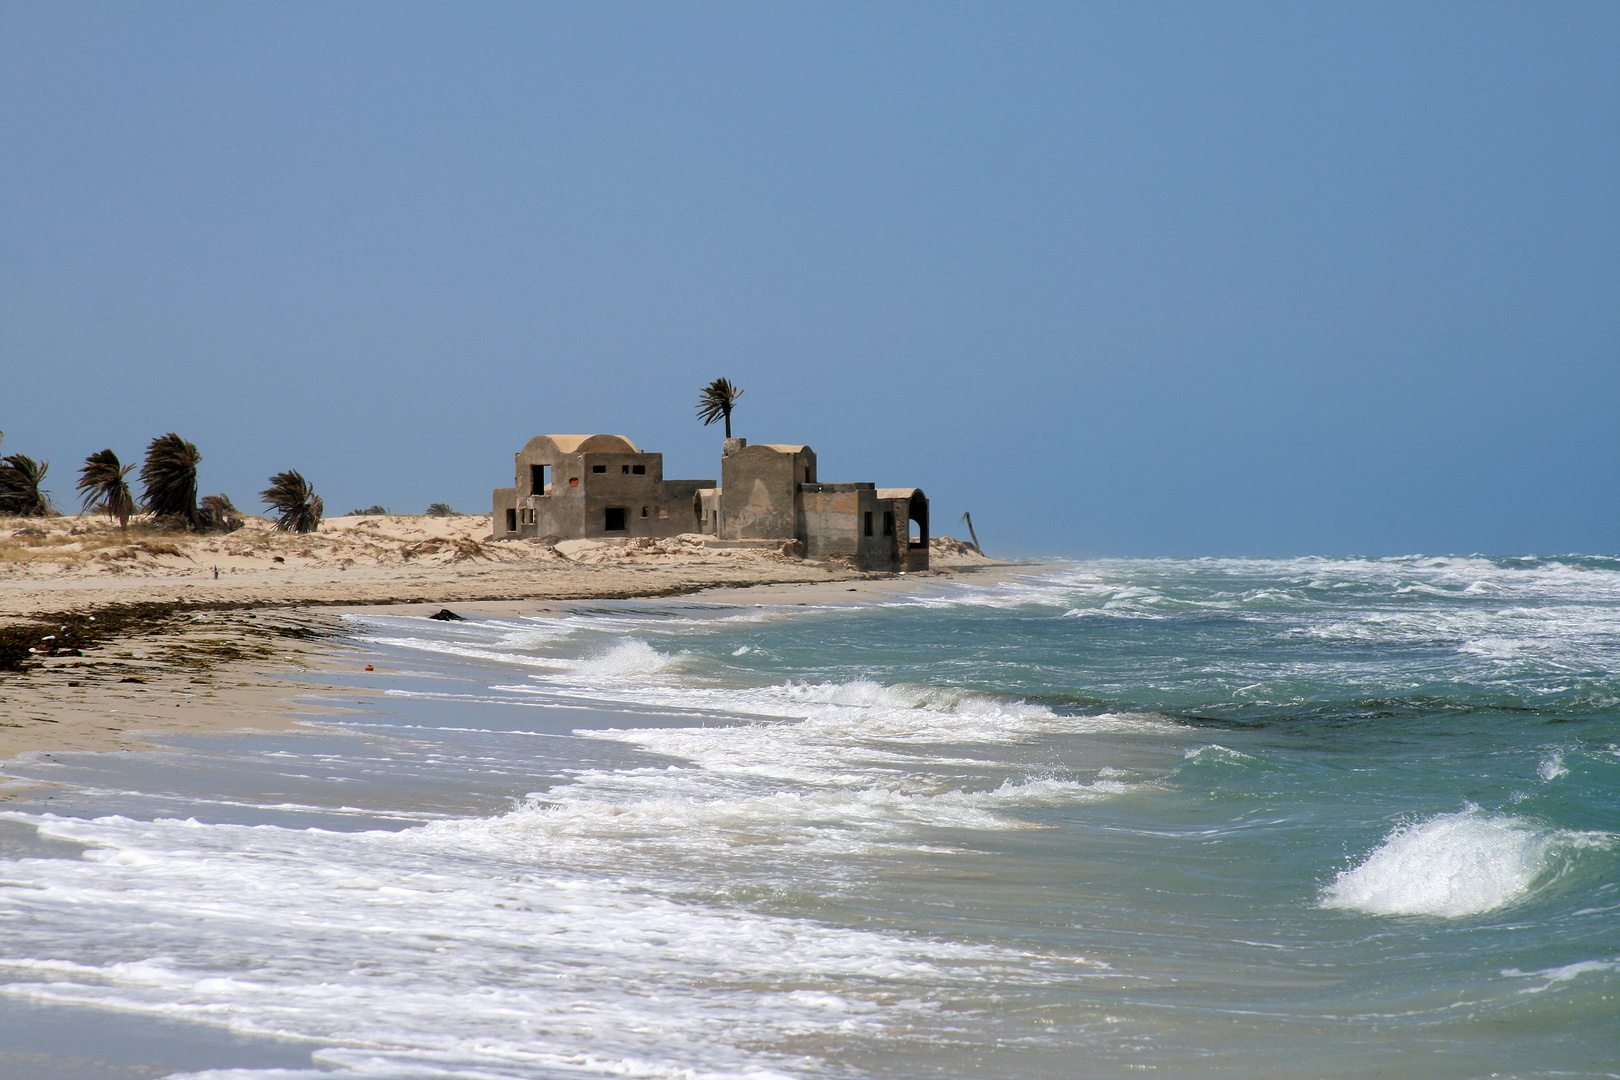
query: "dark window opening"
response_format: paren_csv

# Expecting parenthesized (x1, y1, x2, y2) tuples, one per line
(530, 464, 547, 494)
(863, 511, 873, 537)
(883, 511, 895, 537)
(520, 508, 536, 525)
(593, 465, 607, 474)
(622, 464, 630, 474)
(804, 467, 811, 482)
(641, 506, 649, 517)
(632, 464, 646, 475)
(605, 507, 627, 532)
(505, 508, 517, 532)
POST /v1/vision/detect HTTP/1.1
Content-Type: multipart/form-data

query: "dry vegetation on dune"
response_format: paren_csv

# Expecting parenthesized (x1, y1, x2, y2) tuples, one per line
(0, 513, 998, 653)
(0, 514, 505, 577)
(0, 514, 992, 579)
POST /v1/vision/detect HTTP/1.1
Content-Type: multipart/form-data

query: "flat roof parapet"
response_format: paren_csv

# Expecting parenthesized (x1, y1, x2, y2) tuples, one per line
(800, 482, 874, 492)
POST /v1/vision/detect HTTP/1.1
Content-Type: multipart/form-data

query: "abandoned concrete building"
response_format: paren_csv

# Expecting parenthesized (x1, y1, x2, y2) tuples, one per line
(493, 434, 929, 572)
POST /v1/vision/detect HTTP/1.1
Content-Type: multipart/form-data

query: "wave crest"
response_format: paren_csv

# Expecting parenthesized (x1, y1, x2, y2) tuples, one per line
(1321, 809, 1609, 918)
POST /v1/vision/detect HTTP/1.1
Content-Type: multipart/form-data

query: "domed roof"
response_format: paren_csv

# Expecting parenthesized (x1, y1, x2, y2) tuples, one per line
(521, 434, 640, 455)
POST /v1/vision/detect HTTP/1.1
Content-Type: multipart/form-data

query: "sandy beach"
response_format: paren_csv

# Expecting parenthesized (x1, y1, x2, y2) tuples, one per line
(0, 512, 1007, 767)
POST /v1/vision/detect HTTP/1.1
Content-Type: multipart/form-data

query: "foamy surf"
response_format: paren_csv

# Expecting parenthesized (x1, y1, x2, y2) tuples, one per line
(3, 557, 1616, 1078)
(1, 810, 1002, 1080)
(1320, 809, 1609, 918)
(1500, 957, 1620, 995)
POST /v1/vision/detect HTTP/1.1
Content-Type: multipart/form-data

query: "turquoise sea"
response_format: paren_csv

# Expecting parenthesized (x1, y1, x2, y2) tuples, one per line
(2, 556, 1617, 1079)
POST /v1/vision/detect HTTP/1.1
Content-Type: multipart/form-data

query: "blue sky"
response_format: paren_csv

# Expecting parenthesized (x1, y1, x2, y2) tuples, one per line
(2, 2, 1614, 556)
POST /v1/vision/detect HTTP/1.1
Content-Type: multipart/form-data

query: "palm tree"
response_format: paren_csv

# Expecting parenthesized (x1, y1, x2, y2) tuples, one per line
(0, 454, 52, 516)
(426, 503, 456, 517)
(140, 433, 201, 528)
(696, 377, 745, 439)
(261, 470, 323, 533)
(77, 449, 137, 531)
(199, 493, 243, 533)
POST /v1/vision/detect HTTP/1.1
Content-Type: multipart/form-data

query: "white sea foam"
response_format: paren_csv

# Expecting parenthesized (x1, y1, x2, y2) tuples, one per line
(515, 641, 1174, 748)
(1538, 751, 1569, 782)
(420, 772, 1130, 868)
(1182, 744, 1255, 763)
(567, 637, 680, 680)
(1320, 810, 1608, 918)
(915, 558, 1620, 685)
(353, 625, 1159, 871)
(1501, 958, 1620, 994)
(0, 601, 1147, 1078)
(0, 810, 1002, 1079)
(480, 675, 1146, 862)
(362, 634, 573, 670)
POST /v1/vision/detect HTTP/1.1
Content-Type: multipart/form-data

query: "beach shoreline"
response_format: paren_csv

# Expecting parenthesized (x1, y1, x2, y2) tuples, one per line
(0, 522, 1034, 771)
(1, 552, 1613, 1080)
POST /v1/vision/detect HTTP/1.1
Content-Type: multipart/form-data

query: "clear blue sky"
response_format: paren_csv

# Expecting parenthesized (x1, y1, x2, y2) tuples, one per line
(2, 2, 1614, 557)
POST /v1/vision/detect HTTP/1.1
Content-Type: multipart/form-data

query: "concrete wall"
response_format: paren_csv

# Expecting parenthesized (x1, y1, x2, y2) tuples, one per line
(492, 433, 922, 570)
(493, 487, 517, 536)
(798, 484, 870, 560)
(719, 440, 816, 540)
(659, 479, 712, 535)
(878, 488, 930, 572)
(796, 485, 927, 571)
(696, 488, 721, 536)
(493, 434, 711, 541)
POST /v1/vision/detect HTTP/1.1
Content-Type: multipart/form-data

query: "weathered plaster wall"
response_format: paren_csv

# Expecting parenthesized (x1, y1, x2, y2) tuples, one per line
(719, 441, 816, 540)
(494, 434, 712, 540)
(799, 484, 869, 560)
(493, 434, 921, 568)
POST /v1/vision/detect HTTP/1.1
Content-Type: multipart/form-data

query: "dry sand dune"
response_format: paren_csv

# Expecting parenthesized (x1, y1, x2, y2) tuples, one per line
(1, 513, 993, 613)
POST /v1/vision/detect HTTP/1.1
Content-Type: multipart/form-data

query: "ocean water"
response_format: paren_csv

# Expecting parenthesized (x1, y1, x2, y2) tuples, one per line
(2, 556, 1617, 1079)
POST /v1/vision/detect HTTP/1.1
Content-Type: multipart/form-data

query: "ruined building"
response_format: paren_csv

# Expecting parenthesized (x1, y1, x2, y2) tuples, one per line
(493, 434, 928, 572)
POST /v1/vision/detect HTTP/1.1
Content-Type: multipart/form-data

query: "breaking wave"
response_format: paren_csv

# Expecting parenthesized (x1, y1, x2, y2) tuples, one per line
(1321, 809, 1610, 918)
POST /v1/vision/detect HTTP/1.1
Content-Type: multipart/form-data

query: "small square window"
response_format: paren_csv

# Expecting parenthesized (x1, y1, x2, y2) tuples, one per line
(622, 464, 630, 474)
(632, 464, 646, 475)
(605, 507, 627, 531)
(593, 465, 607, 474)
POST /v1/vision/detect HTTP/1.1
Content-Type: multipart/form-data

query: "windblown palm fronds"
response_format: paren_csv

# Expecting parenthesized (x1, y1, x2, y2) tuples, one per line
(140, 433, 201, 528)
(348, 505, 389, 516)
(77, 449, 137, 530)
(199, 493, 244, 533)
(426, 503, 456, 517)
(261, 470, 323, 533)
(0, 454, 52, 517)
(695, 377, 744, 439)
